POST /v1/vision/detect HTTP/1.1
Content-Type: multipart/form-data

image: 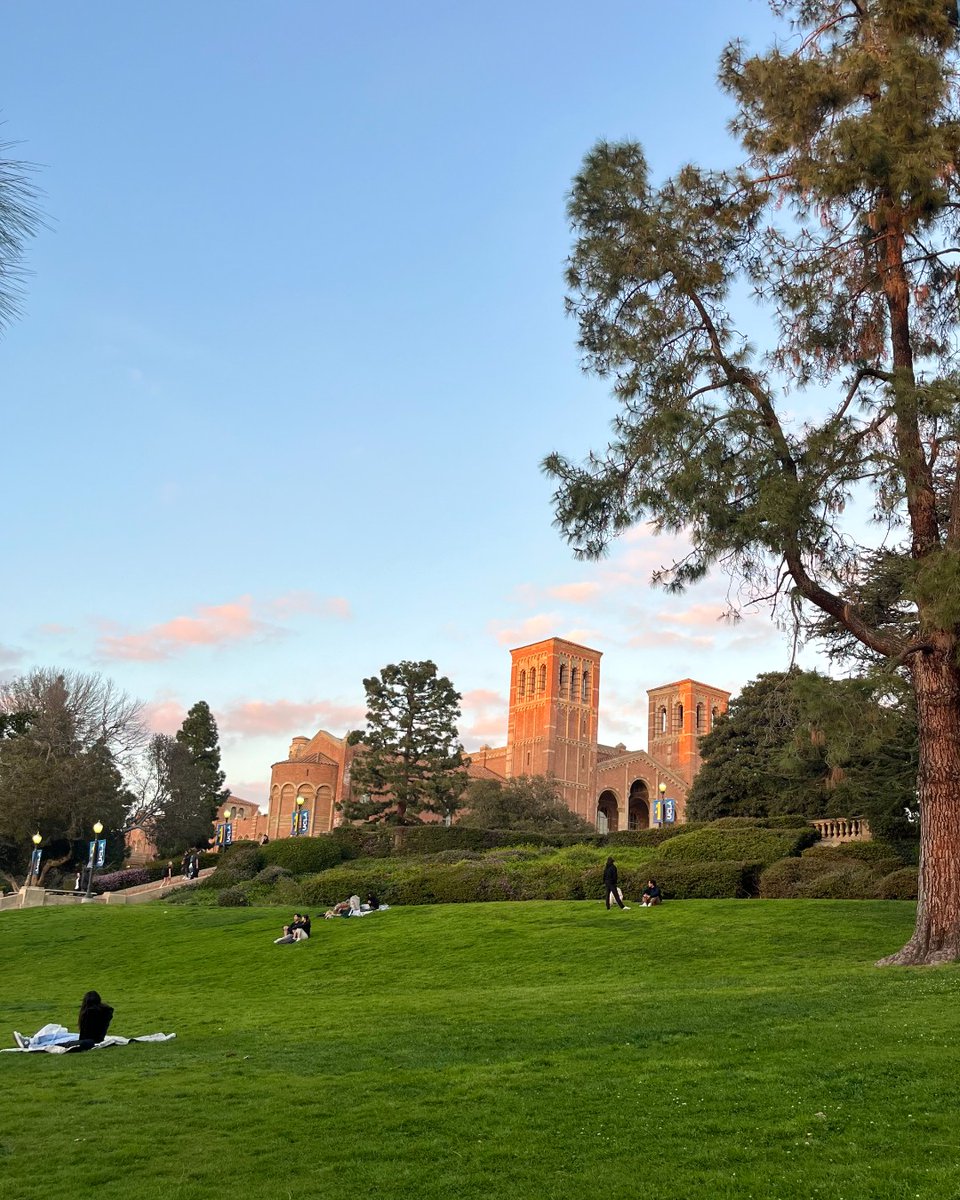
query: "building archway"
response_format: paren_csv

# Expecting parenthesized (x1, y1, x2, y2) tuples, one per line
(628, 780, 650, 830)
(596, 790, 620, 833)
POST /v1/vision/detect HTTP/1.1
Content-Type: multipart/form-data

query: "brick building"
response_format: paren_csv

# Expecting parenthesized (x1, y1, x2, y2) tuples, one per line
(264, 636, 729, 837)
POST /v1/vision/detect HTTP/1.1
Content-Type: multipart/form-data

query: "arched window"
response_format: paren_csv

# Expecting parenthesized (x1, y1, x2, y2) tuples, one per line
(238, 808, 245, 820)
(696, 703, 703, 732)
(581, 670, 590, 702)
(539, 664, 546, 694)
(559, 663, 568, 697)
(570, 665, 579, 699)
(676, 703, 684, 731)
(518, 669, 526, 700)
(659, 706, 667, 733)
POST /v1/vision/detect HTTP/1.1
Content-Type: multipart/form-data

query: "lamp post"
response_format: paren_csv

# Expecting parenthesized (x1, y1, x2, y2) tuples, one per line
(84, 820, 103, 901)
(221, 806, 233, 850)
(294, 795, 304, 837)
(658, 782, 667, 826)
(29, 831, 42, 885)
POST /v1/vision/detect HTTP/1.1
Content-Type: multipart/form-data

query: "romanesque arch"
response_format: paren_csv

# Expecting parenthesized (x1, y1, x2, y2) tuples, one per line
(597, 789, 619, 833)
(628, 780, 650, 830)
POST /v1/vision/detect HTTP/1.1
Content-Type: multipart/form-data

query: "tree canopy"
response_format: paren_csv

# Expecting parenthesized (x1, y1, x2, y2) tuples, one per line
(0, 137, 42, 334)
(343, 661, 468, 824)
(458, 775, 594, 834)
(545, 0, 960, 964)
(687, 669, 918, 837)
(0, 670, 143, 886)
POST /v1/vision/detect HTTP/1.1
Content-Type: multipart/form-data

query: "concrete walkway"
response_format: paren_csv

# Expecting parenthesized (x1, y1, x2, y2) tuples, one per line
(0, 868, 217, 911)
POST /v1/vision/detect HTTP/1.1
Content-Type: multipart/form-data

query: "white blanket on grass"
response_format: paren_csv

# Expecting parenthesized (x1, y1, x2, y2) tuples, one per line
(4, 1024, 176, 1053)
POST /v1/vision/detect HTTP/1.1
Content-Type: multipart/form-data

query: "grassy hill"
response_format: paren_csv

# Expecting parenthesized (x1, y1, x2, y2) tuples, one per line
(2, 900, 958, 1199)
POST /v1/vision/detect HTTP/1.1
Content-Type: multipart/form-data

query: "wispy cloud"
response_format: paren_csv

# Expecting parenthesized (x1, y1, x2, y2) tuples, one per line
(490, 613, 562, 647)
(143, 697, 186, 735)
(628, 630, 714, 649)
(546, 582, 602, 604)
(219, 698, 366, 738)
(0, 643, 23, 667)
(657, 603, 733, 629)
(96, 591, 350, 662)
(98, 597, 269, 661)
(267, 591, 352, 621)
(460, 688, 508, 748)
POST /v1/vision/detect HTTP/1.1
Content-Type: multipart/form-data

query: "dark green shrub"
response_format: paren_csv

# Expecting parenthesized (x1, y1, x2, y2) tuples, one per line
(254, 864, 292, 886)
(760, 856, 878, 899)
(874, 867, 919, 900)
(659, 827, 817, 866)
(606, 825, 704, 847)
(219, 844, 264, 876)
(217, 885, 250, 907)
(709, 815, 811, 830)
(261, 836, 349, 874)
(627, 860, 761, 900)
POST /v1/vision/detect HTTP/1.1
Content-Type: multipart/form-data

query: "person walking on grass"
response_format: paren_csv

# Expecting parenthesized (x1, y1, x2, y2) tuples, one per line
(603, 856, 629, 911)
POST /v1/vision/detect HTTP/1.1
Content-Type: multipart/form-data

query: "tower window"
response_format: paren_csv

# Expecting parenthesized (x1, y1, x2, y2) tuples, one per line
(696, 703, 703, 732)
(676, 703, 684, 731)
(559, 663, 568, 697)
(539, 664, 546, 694)
(518, 669, 526, 700)
(581, 670, 590, 702)
(570, 665, 579, 699)
(659, 706, 667, 733)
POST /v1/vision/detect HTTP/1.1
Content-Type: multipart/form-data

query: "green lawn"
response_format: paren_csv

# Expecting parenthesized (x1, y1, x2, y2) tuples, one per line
(1, 900, 958, 1200)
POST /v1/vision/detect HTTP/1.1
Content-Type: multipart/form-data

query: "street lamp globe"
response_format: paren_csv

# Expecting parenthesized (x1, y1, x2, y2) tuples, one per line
(32, 831, 42, 846)
(93, 820, 103, 836)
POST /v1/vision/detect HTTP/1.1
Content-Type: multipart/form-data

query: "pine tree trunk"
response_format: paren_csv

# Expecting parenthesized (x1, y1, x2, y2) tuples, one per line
(877, 645, 960, 965)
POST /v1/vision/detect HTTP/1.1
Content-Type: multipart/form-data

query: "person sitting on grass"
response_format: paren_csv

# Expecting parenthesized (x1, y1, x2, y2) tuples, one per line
(292, 913, 311, 940)
(362, 893, 381, 912)
(641, 879, 662, 907)
(274, 924, 297, 944)
(76, 990, 114, 1048)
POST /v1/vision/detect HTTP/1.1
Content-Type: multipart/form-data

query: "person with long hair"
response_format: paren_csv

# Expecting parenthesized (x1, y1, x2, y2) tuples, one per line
(603, 857, 629, 910)
(77, 990, 114, 1046)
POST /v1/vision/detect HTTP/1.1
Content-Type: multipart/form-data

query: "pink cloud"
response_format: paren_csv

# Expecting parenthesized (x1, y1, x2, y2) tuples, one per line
(268, 591, 352, 620)
(98, 597, 270, 661)
(0, 643, 23, 667)
(143, 698, 186, 735)
(657, 603, 731, 629)
(547, 582, 601, 604)
(628, 631, 714, 649)
(490, 613, 562, 647)
(219, 698, 366, 738)
(36, 623, 75, 636)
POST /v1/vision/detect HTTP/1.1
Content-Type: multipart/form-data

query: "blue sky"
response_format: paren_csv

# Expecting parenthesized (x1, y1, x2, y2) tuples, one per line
(3, 0, 821, 806)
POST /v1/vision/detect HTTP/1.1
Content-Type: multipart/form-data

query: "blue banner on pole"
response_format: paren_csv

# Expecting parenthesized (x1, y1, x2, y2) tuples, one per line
(95, 838, 107, 867)
(224, 822, 233, 846)
(298, 809, 309, 835)
(87, 840, 96, 868)
(30, 848, 42, 879)
(290, 813, 297, 835)
(664, 799, 676, 824)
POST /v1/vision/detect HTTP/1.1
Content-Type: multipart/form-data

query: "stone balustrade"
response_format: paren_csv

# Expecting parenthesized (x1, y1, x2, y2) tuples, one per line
(812, 817, 871, 844)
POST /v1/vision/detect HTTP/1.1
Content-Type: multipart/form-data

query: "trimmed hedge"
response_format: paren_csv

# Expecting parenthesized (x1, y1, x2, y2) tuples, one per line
(874, 867, 919, 900)
(759, 856, 879, 899)
(658, 827, 818, 867)
(260, 837, 350, 874)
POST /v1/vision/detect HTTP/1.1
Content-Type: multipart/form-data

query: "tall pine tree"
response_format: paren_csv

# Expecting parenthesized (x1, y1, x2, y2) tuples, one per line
(344, 661, 468, 824)
(545, 0, 960, 963)
(170, 701, 229, 849)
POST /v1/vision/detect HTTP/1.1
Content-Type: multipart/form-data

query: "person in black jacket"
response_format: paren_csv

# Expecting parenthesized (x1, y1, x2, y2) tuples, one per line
(77, 990, 114, 1047)
(603, 857, 630, 910)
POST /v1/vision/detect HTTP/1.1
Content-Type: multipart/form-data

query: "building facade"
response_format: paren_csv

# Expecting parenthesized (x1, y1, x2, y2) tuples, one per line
(264, 636, 729, 836)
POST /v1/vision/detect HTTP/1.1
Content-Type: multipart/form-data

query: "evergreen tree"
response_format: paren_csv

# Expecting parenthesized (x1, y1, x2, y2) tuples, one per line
(458, 775, 594, 834)
(0, 138, 42, 335)
(343, 661, 468, 824)
(545, 1, 960, 963)
(166, 702, 229, 850)
(688, 670, 918, 837)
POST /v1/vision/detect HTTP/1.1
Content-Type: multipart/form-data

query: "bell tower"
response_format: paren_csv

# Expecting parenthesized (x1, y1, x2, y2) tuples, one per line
(505, 638, 601, 822)
(647, 679, 730, 784)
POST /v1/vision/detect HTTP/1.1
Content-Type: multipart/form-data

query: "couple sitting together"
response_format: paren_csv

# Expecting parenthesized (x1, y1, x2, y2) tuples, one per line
(274, 912, 311, 944)
(323, 892, 381, 919)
